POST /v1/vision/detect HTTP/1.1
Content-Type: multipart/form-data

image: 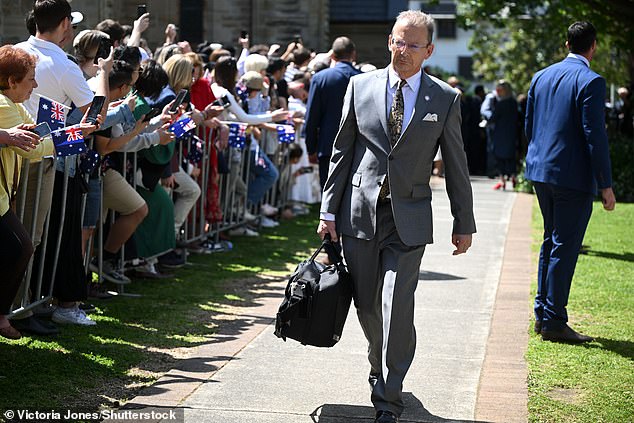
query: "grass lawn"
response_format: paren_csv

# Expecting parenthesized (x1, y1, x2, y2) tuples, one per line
(0, 210, 320, 411)
(527, 201, 634, 422)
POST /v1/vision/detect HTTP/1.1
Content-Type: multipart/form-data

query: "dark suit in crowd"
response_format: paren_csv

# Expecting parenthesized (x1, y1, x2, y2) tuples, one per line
(525, 21, 615, 343)
(305, 60, 361, 187)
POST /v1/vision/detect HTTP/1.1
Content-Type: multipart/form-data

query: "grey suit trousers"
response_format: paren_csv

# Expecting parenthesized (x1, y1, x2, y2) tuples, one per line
(342, 201, 425, 416)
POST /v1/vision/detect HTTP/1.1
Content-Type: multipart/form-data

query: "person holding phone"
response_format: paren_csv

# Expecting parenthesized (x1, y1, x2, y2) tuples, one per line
(0, 45, 56, 339)
(186, 52, 227, 228)
(16, 0, 108, 328)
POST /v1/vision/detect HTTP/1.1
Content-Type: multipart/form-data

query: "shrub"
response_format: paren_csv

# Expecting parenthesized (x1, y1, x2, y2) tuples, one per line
(609, 135, 634, 202)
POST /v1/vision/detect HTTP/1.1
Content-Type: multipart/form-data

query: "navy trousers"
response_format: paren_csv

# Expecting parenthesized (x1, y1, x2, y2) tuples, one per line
(532, 182, 593, 331)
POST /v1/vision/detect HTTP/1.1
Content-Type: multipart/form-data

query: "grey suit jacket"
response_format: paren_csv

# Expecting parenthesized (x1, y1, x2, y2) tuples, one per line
(320, 68, 476, 246)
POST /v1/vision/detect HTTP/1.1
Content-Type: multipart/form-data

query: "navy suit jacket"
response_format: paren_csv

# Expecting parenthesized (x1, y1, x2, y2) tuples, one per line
(305, 61, 361, 158)
(525, 56, 612, 194)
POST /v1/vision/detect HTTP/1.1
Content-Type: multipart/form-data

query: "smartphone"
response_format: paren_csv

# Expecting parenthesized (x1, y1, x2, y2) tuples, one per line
(299, 166, 314, 174)
(137, 4, 147, 19)
(32, 122, 52, 138)
(240, 30, 248, 39)
(293, 33, 302, 44)
(168, 89, 188, 114)
(85, 95, 106, 125)
(93, 38, 112, 64)
(212, 95, 231, 109)
(143, 107, 162, 122)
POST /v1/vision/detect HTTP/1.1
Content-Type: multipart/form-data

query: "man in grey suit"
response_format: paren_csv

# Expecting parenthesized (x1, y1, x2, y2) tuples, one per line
(317, 10, 476, 423)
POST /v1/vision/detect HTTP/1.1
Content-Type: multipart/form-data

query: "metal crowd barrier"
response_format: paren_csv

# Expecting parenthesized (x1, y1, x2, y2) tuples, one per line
(7, 118, 301, 317)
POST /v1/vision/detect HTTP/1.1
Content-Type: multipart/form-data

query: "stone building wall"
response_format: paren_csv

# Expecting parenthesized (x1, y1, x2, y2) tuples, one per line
(0, 0, 329, 56)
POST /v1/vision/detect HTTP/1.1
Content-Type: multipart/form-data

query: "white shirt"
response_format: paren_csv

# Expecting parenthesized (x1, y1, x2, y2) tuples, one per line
(320, 66, 423, 222)
(17, 36, 94, 118)
(567, 52, 590, 67)
(387, 65, 422, 135)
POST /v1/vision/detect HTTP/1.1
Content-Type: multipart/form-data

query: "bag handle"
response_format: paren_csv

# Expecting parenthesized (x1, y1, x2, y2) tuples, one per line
(309, 233, 344, 266)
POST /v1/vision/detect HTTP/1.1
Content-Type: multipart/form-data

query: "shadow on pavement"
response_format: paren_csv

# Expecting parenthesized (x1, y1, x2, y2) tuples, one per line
(312, 392, 491, 422)
(418, 271, 466, 281)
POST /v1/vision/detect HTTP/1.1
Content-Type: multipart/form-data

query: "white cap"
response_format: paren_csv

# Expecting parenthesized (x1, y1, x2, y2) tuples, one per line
(70, 11, 84, 25)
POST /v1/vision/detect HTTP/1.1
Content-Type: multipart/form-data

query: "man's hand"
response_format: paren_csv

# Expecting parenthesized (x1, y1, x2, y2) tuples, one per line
(601, 187, 616, 211)
(308, 153, 318, 164)
(0, 126, 41, 151)
(317, 219, 338, 242)
(451, 234, 472, 256)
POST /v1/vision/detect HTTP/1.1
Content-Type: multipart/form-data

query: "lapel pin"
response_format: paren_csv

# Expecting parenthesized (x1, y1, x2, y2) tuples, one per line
(424, 95, 430, 101)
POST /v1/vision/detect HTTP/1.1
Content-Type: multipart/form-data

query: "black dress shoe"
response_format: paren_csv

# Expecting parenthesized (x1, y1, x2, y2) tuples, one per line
(10, 316, 59, 336)
(375, 410, 399, 423)
(534, 320, 542, 334)
(541, 324, 593, 343)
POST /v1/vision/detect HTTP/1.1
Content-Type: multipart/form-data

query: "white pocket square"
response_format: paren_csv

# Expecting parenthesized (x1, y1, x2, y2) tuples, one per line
(423, 113, 438, 122)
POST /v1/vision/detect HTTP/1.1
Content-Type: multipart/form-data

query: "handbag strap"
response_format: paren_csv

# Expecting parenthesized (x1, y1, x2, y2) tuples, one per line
(308, 234, 344, 266)
(0, 150, 18, 206)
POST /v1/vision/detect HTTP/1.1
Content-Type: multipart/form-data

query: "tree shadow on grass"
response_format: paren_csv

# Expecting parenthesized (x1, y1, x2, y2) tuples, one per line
(584, 250, 634, 263)
(0, 211, 320, 412)
(582, 337, 634, 361)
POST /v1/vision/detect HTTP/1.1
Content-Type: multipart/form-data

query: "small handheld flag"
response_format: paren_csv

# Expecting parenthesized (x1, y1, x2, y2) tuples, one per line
(52, 125, 87, 157)
(169, 117, 196, 138)
(37, 95, 68, 133)
(276, 124, 295, 144)
(227, 122, 247, 149)
(186, 135, 204, 164)
(79, 149, 101, 174)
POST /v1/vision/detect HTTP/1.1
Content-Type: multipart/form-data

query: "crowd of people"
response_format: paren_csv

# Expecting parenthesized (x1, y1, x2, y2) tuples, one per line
(1, 1, 627, 346)
(0, 0, 369, 339)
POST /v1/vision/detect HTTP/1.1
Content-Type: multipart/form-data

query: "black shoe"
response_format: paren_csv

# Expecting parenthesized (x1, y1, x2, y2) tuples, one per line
(10, 316, 59, 336)
(534, 320, 542, 334)
(541, 324, 594, 343)
(157, 250, 186, 269)
(375, 410, 399, 423)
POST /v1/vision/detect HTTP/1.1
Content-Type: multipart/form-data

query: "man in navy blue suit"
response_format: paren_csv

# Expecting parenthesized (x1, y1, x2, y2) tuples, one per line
(525, 21, 616, 343)
(305, 36, 361, 188)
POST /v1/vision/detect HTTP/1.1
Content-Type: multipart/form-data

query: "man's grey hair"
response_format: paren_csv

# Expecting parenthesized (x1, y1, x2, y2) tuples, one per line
(393, 10, 435, 44)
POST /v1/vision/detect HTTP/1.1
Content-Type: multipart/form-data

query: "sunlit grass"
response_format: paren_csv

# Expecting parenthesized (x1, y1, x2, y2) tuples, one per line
(527, 201, 634, 423)
(0, 205, 320, 410)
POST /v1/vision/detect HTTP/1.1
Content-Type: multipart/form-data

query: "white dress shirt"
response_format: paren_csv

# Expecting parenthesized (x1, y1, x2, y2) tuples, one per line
(320, 66, 423, 222)
(16, 36, 94, 117)
(567, 53, 590, 67)
(387, 65, 422, 135)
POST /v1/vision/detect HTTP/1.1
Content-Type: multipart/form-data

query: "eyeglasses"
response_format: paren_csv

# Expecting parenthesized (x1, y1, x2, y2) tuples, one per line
(391, 38, 429, 52)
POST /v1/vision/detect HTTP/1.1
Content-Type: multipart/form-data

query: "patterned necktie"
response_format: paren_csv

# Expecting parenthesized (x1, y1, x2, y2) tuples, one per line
(379, 79, 407, 201)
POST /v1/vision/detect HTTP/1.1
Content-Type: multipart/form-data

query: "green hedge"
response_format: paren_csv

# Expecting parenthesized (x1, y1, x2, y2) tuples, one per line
(609, 135, 634, 202)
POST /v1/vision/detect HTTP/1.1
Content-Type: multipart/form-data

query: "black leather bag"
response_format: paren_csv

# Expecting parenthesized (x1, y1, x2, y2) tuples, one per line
(274, 235, 353, 347)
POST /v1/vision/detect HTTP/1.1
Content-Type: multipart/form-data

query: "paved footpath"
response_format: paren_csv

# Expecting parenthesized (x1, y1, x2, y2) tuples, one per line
(121, 177, 534, 423)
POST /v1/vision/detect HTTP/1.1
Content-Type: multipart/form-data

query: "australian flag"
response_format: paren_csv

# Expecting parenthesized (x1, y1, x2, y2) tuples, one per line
(51, 125, 87, 157)
(227, 122, 247, 149)
(79, 149, 101, 174)
(276, 124, 295, 144)
(37, 95, 67, 134)
(170, 116, 196, 138)
(186, 135, 204, 164)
